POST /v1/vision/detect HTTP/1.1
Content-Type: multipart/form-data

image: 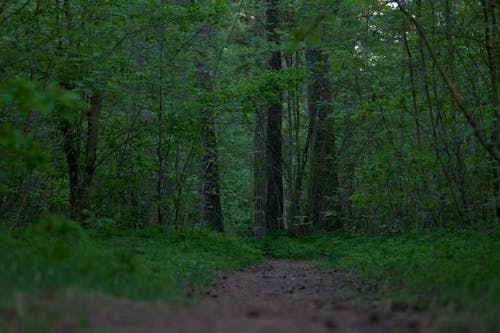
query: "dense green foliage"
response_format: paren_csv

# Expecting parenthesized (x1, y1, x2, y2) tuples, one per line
(0, 218, 262, 303)
(256, 227, 500, 309)
(1, 0, 498, 232)
(0, 1, 498, 327)
(1, 217, 497, 312)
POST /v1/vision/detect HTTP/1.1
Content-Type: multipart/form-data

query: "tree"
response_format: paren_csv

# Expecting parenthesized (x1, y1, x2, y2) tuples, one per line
(265, 0, 285, 231)
(305, 45, 341, 230)
(195, 1, 225, 232)
(1, 0, 499, 233)
(396, 0, 500, 163)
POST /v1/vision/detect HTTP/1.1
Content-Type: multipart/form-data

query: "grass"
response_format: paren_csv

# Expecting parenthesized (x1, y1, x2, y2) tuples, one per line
(254, 226, 500, 311)
(1, 216, 498, 328)
(0, 217, 263, 305)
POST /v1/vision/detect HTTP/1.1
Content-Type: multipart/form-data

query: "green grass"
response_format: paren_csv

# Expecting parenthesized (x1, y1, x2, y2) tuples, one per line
(1, 216, 498, 316)
(0, 217, 263, 305)
(254, 226, 500, 310)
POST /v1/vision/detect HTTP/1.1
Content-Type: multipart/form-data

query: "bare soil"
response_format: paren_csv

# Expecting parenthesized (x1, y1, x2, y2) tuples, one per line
(5, 260, 496, 333)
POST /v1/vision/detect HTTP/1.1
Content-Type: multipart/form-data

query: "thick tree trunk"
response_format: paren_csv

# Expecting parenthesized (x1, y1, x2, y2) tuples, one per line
(79, 93, 102, 219)
(62, 116, 81, 220)
(199, 110, 224, 232)
(305, 47, 341, 231)
(265, 0, 284, 231)
(61, 91, 102, 221)
(253, 105, 267, 235)
(57, 0, 82, 220)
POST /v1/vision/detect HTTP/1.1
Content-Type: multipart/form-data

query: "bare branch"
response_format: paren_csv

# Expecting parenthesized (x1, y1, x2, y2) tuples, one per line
(396, 0, 500, 163)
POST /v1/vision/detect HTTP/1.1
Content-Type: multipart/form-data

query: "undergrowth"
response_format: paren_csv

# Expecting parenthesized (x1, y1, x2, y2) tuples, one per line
(1, 216, 498, 317)
(0, 217, 263, 305)
(254, 226, 500, 311)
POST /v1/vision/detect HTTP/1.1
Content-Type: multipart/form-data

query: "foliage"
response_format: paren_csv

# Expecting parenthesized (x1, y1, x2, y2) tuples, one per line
(0, 221, 263, 305)
(0, 79, 80, 178)
(0, 0, 499, 324)
(1, 0, 497, 232)
(0, 79, 80, 117)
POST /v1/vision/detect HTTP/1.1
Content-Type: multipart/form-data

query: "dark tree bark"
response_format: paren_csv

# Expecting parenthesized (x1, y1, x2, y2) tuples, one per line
(254, 105, 267, 235)
(265, 0, 284, 231)
(78, 93, 103, 219)
(58, 0, 81, 220)
(305, 46, 341, 231)
(62, 117, 81, 220)
(56, 0, 102, 222)
(62, 93, 102, 221)
(199, 110, 224, 232)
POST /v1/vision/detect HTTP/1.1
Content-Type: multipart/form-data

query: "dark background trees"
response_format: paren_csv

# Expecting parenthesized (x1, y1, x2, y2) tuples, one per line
(1, 0, 498, 234)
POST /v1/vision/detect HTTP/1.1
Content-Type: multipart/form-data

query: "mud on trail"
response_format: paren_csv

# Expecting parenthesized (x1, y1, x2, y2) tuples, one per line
(5, 260, 492, 333)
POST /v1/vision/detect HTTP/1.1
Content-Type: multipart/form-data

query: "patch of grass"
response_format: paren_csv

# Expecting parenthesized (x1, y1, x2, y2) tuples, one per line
(0, 218, 263, 305)
(2, 216, 498, 331)
(254, 226, 500, 310)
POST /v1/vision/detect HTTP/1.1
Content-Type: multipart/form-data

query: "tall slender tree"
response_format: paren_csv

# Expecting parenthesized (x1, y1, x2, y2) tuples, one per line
(196, 3, 223, 232)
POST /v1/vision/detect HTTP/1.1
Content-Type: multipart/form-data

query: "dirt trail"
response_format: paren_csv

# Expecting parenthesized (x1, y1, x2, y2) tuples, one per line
(7, 260, 486, 333)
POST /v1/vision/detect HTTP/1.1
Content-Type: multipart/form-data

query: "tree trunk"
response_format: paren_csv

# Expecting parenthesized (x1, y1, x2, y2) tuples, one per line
(62, 113, 81, 220)
(305, 46, 341, 231)
(253, 105, 267, 235)
(79, 93, 102, 220)
(265, 0, 284, 231)
(199, 110, 224, 232)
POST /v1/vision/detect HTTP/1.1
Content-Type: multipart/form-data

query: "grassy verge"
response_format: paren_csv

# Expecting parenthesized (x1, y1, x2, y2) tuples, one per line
(1, 216, 498, 328)
(254, 226, 500, 311)
(0, 217, 263, 305)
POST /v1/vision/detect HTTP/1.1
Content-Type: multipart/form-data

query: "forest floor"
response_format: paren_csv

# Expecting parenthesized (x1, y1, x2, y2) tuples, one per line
(6, 260, 490, 333)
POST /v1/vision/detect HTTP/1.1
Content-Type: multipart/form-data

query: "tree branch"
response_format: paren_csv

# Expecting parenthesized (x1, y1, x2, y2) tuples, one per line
(396, 0, 500, 163)
(1, 1, 31, 25)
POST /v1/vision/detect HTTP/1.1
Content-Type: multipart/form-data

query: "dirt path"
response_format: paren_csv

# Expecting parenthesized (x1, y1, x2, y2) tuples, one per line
(7, 260, 486, 333)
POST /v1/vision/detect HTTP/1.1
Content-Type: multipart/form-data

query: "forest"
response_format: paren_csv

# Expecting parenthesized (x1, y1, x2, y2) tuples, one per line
(0, 0, 499, 332)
